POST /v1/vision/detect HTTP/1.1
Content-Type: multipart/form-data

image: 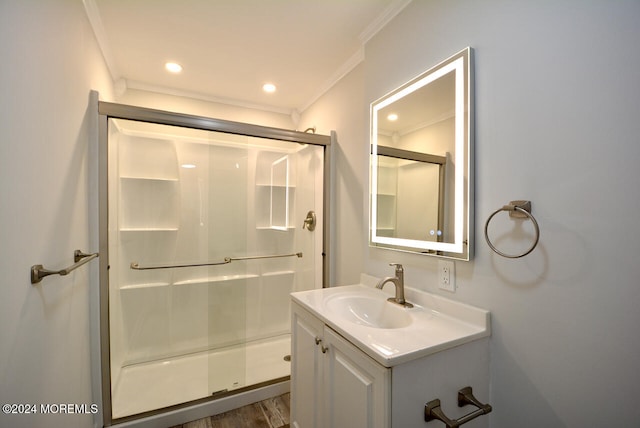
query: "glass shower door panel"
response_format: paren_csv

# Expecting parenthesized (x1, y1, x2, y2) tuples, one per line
(200, 140, 250, 395)
(109, 119, 209, 419)
(206, 136, 323, 394)
(107, 117, 324, 419)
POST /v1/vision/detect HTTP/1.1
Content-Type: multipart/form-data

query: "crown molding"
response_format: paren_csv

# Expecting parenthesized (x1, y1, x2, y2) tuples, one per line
(359, 0, 413, 44)
(83, 0, 119, 80)
(297, 47, 365, 114)
(125, 80, 294, 117)
(84, 0, 411, 117)
(297, 0, 413, 114)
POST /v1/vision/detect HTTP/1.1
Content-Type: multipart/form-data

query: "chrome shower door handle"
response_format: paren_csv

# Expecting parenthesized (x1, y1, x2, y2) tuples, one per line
(302, 210, 316, 231)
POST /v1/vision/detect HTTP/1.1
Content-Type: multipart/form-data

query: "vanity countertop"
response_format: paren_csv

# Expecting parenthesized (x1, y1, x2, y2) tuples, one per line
(290, 275, 490, 367)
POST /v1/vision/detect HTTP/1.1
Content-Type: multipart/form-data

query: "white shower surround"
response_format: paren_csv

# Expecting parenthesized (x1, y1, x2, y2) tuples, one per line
(111, 335, 291, 418)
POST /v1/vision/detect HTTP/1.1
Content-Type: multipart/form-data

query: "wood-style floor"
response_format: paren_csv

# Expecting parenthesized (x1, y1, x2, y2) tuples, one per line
(169, 393, 290, 428)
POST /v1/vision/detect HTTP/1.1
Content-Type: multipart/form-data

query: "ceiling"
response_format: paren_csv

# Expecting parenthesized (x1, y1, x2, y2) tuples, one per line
(88, 0, 412, 115)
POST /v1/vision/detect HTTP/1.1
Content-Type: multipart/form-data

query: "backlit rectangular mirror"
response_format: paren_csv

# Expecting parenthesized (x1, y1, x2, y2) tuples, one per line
(370, 47, 473, 260)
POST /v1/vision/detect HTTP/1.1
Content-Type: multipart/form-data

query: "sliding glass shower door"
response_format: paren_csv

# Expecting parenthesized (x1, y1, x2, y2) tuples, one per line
(101, 110, 326, 422)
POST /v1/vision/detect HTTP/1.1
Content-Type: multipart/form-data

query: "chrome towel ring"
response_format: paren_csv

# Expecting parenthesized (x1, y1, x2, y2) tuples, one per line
(484, 200, 540, 258)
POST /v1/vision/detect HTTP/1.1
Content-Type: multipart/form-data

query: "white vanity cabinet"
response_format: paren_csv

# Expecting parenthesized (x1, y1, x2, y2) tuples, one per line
(290, 284, 491, 428)
(291, 303, 390, 428)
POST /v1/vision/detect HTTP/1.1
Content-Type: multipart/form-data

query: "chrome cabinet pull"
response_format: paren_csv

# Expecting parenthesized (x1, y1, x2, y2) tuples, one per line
(314, 336, 328, 353)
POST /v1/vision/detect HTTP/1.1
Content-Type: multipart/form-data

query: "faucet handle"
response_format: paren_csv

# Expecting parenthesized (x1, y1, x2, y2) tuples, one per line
(389, 263, 403, 272)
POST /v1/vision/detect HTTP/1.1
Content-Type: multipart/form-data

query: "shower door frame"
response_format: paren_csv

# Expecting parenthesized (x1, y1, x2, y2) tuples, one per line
(97, 101, 332, 426)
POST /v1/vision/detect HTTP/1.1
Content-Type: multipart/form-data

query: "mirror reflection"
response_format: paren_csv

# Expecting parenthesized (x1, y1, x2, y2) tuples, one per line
(370, 47, 472, 259)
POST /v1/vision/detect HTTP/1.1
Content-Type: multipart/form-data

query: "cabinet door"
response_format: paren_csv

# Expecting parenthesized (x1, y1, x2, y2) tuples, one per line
(291, 303, 325, 428)
(323, 327, 390, 428)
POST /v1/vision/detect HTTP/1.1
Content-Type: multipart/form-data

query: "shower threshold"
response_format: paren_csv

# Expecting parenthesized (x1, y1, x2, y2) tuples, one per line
(111, 334, 291, 419)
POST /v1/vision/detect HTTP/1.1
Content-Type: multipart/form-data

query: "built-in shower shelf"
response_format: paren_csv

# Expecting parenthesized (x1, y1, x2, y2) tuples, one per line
(120, 176, 179, 182)
(120, 228, 179, 232)
(120, 282, 170, 290)
(173, 274, 260, 286)
(262, 270, 295, 277)
(255, 183, 297, 189)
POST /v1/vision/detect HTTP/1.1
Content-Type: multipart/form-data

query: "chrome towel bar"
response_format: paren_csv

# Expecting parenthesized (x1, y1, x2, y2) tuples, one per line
(425, 386, 492, 427)
(130, 252, 303, 270)
(31, 250, 99, 284)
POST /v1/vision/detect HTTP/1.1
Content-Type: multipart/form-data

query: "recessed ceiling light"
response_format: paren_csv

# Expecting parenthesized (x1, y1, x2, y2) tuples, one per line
(165, 62, 183, 73)
(387, 113, 398, 121)
(263, 83, 277, 93)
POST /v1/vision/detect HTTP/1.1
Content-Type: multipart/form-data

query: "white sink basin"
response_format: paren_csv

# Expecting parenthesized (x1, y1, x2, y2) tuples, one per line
(291, 277, 490, 367)
(324, 294, 412, 329)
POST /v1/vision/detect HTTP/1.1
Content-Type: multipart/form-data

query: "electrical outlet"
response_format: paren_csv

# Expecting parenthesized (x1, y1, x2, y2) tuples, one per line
(438, 260, 456, 292)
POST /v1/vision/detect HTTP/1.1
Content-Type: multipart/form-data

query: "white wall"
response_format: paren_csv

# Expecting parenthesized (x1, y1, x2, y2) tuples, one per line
(298, 64, 369, 283)
(301, 0, 640, 426)
(0, 1, 114, 428)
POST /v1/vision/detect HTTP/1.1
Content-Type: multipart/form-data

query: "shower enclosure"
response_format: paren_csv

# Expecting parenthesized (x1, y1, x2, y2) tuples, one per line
(97, 102, 331, 425)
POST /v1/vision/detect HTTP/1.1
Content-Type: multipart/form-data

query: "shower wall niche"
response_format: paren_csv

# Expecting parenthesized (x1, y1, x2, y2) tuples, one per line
(99, 106, 329, 423)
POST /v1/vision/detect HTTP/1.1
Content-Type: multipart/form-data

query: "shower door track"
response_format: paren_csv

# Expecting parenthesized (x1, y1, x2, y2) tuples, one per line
(99, 101, 331, 146)
(96, 100, 333, 427)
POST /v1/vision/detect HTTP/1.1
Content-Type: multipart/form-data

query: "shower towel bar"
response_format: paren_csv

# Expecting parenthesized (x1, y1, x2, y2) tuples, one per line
(31, 250, 99, 284)
(130, 252, 303, 270)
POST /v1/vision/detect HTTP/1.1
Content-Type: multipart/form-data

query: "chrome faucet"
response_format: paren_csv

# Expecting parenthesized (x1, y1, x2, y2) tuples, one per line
(376, 263, 413, 308)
